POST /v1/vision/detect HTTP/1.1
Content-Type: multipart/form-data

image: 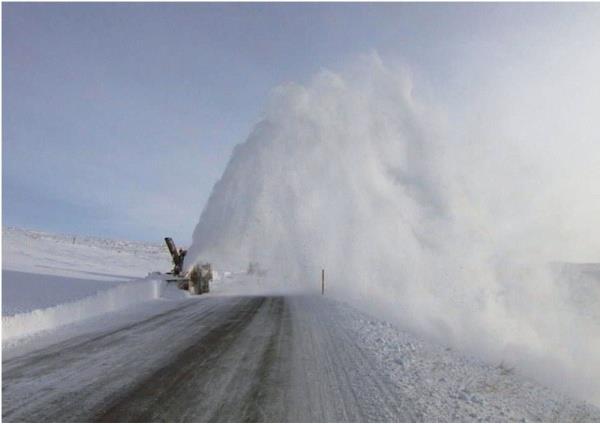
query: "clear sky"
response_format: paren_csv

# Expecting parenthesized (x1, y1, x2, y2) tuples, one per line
(3, 3, 597, 243)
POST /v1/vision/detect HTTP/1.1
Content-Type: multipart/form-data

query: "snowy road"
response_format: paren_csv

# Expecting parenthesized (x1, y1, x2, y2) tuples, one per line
(2, 295, 413, 422)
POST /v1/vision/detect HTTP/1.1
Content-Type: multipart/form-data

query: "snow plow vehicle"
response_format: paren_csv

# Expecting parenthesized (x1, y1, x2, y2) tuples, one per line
(163, 237, 212, 295)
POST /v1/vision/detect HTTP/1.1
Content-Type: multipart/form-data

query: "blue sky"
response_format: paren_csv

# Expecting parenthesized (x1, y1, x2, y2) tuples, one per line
(3, 3, 595, 243)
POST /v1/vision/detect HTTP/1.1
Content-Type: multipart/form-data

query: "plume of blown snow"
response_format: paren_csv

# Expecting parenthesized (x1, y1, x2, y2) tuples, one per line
(186, 36, 600, 404)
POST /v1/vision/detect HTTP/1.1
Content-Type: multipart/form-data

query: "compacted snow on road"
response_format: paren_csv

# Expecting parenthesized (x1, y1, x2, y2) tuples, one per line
(2, 227, 600, 422)
(4, 294, 600, 422)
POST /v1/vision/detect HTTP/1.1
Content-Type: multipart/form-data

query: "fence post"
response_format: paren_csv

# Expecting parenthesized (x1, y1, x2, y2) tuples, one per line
(321, 268, 325, 295)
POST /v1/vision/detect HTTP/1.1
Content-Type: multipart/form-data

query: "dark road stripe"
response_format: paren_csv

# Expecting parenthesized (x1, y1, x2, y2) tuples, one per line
(95, 297, 269, 422)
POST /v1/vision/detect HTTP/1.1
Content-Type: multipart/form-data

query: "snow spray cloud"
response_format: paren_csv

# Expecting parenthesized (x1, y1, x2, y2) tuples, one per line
(187, 47, 600, 403)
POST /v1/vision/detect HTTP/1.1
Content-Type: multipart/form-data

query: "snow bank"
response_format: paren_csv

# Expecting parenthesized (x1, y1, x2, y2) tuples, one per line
(2, 226, 173, 316)
(2, 270, 124, 316)
(2, 278, 165, 341)
(185, 44, 600, 404)
(327, 297, 600, 421)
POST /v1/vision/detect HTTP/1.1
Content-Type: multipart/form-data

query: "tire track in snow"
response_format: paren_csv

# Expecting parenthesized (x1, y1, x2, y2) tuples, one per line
(3, 295, 415, 422)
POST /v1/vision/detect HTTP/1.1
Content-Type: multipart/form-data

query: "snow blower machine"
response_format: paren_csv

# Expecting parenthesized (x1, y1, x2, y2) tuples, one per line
(163, 237, 212, 295)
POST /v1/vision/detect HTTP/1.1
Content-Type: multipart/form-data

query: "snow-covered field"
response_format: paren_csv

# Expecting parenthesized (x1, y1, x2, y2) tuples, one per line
(2, 226, 599, 421)
(1, 227, 274, 346)
(2, 227, 178, 344)
(2, 227, 171, 315)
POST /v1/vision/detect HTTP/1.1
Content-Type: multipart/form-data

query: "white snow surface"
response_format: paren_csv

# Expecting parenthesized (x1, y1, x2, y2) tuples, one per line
(2, 227, 172, 316)
(2, 226, 599, 419)
(3, 226, 170, 282)
(330, 299, 600, 421)
(2, 227, 178, 344)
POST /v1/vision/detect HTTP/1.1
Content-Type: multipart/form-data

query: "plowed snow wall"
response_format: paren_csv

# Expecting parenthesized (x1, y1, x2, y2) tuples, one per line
(2, 279, 164, 341)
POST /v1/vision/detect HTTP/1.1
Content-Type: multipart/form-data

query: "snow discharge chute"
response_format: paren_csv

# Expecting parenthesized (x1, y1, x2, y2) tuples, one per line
(186, 53, 600, 405)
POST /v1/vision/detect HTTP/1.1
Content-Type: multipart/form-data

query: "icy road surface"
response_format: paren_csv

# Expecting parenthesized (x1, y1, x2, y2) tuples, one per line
(4, 294, 600, 423)
(3, 295, 411, 422)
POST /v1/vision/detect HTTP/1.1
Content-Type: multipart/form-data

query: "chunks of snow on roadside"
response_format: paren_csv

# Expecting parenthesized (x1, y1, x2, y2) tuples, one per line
(325, 298, 600, 421)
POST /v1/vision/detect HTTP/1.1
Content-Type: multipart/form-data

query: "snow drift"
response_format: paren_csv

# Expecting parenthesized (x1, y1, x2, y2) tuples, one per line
(2, 278, 165, 341)
(186, 33, 600, 404)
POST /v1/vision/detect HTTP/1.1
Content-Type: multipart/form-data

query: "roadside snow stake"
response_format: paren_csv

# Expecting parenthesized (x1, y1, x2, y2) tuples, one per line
(322, 268, 325, 295)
